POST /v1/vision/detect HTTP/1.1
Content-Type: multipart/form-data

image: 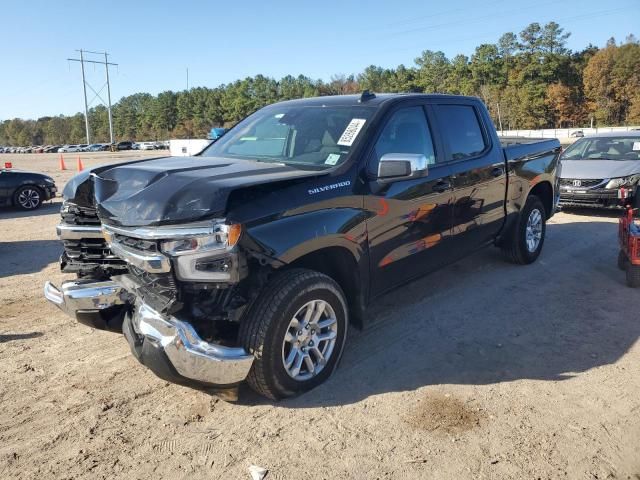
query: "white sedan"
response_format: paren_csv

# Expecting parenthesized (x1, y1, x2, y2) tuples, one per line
(58, 145, 82, 153)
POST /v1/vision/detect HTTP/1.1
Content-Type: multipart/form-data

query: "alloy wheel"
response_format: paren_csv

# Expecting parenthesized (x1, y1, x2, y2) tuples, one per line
(525, 208, 543, 252)
(17, 188, 41, 209)
(281, 299, 338, 381)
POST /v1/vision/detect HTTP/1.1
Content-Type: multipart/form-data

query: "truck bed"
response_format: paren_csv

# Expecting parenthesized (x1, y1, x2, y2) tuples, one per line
(501, 137, 561, 162)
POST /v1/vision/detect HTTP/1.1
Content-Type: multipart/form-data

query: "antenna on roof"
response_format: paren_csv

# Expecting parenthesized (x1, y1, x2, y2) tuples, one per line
(359, 90, 376, 102)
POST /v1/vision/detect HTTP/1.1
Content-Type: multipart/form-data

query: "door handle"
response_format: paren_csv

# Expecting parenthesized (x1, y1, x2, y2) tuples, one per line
(491, 167, 504, 177)
(433, 180, 451, 193)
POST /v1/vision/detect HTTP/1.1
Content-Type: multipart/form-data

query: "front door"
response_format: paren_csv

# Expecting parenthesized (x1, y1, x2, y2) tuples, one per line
(365, 104, 455, 296)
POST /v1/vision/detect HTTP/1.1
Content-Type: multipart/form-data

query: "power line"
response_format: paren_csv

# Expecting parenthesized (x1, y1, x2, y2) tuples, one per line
(372, 5, 633, 57)
(67, 49, 118, 144)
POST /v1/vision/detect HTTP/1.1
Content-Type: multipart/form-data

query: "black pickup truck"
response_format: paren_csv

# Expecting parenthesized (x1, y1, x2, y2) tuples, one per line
(45, 93, 560, 400)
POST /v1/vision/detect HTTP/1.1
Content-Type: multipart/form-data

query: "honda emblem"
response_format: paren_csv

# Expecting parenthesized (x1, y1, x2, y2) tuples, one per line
(572, 179, 582, 187)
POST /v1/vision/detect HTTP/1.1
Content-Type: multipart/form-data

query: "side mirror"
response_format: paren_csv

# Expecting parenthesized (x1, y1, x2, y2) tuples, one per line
(377, 153, 429, 182)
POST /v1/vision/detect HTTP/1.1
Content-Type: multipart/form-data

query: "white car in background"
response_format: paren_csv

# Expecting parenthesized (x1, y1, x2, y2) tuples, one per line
(58, 145, 81, 153)
(138, 141, 157, 151)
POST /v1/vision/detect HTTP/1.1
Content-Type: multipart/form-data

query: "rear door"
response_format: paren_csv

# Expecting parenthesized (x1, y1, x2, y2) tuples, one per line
(365, 102, 455, 296)
(432, 101, 506, 254)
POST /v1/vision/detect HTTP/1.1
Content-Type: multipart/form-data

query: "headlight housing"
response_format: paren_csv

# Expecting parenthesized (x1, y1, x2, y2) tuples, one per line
(104, 220, 243, 282)
(160, 223, 242, 256)
(159, 221, 242, 282)
(606, 175, 640, 190)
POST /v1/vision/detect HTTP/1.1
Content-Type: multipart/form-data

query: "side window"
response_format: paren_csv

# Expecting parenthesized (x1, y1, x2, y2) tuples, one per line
(436, 105, 488, 161)
(372, 106, 436, 172)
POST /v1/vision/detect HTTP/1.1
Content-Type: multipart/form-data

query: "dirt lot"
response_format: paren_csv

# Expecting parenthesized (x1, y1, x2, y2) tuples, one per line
(1, 152, 639, 479)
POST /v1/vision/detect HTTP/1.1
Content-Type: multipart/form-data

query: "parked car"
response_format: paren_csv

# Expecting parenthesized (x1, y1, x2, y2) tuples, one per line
(44, 145, 61, 153)
(138, 141, 157, 151)
(58, 145, 81, 153)
(559, 131, 640, 208)
(88, 144, 105, 152)
(110, 141, 134, 151)
(209, 127, 228, 140)
(0, 166, 57, 210)
(45, 93, 560, 400)
(570, 130, 584, 138)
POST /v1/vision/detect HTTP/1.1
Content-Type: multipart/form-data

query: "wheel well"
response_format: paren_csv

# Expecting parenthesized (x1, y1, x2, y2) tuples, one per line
(529, 181, 553, 218)
(286, 247, 364, 328)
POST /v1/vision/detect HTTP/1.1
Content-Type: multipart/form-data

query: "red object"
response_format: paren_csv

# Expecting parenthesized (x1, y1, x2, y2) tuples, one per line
(77, 155, 84, 172)
(4, 162, 12, 169)
(59, 154, 66, 170)
(619, 206, 640, 267)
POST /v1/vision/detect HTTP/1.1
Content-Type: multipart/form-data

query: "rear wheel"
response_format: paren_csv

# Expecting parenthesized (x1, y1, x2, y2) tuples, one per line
(238, 269, 348, 400)
(14, 186, 42, 210)
(501, 195, 546, 265)
(626, 263, 640, 288)
(618, 250, 627, 271)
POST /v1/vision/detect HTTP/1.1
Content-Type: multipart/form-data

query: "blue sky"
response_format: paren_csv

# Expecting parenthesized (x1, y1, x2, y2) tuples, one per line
(1, 0, 638, 119)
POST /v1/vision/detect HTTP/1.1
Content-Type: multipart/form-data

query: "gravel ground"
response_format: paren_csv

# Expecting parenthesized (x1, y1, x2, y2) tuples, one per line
(0, 152, 639, 479)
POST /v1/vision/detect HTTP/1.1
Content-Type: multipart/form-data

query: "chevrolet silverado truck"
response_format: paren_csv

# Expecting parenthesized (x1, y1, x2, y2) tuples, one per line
(44, 93, 560, 400)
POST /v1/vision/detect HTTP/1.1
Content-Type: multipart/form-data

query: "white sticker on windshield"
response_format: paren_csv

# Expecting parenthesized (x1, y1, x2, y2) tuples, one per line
(325, 153, 341, 165)
(337, 118, 367, 146)
(633, 142, 640, 151)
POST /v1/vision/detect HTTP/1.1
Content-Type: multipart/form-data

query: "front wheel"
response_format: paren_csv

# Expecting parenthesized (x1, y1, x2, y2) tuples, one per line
(501, 195, 547, 265)
(238, 269, 348, 400)
(14, 186, 42, 210)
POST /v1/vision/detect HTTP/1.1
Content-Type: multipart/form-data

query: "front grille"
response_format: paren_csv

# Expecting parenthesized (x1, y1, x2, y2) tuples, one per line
(112, 233, 159, 253)
(559, 178, 605, 188)
(128, 266, 178, 313)
(62, 238, 122, 263)
(60, 203, 127, 274)
(559, 189, 620, 207)
(61, 204, 101, 226)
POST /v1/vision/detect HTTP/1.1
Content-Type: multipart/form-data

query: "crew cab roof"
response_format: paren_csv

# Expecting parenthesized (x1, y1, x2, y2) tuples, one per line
(274, 93, 480, 108)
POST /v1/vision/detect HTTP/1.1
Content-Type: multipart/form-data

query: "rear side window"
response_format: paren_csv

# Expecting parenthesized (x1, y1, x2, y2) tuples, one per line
(436, 105, 487, 161)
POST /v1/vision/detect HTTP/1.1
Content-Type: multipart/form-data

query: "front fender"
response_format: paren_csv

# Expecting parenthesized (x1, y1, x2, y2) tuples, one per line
(244, 208, 368, 265)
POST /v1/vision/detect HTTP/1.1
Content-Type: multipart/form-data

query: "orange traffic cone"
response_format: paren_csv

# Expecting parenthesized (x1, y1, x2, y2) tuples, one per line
(77, 155, 84, 172)
(59, 154, 66, 170)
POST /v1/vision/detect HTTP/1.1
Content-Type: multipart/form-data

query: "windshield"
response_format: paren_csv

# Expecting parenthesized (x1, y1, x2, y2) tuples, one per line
(201, 104, 375, 169)
(561, 136, 640, 161)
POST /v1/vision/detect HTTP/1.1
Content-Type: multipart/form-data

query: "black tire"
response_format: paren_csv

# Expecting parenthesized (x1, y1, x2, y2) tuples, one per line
(626, 264, 640, 288)
(13, 185, 43, 210)
(618, 250, 628, 271)
(238, 269, 348, 400)
(501, 195, 547, 265)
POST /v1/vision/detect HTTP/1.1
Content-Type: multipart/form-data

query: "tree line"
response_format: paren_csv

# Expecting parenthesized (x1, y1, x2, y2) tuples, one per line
(1, 22, 639, 146)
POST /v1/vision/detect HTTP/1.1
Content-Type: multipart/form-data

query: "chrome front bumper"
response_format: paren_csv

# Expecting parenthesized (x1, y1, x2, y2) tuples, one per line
(44, 280, 128, 316)
(56, 223, 104, 239)
(124, 302, 254, 385)
(44, 280, 254, 386)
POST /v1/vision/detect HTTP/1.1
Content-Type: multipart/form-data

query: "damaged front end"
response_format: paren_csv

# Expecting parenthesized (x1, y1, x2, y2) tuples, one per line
(45, 156, 306, 389)
(45, 217, 263, 388)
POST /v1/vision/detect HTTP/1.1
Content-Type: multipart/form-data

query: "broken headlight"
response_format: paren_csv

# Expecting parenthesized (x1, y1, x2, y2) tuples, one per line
(606, 175, 640, 190)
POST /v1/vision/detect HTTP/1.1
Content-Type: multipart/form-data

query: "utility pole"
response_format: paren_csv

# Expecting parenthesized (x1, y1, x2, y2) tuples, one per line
(105, 52, 114, 144)
(68, 50, 118, 144)
(496, 103, 503, 133)
(79, 49, 90, 144)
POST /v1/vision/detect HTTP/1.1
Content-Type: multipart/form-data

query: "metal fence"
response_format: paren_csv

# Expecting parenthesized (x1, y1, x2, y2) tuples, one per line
(497, 126, 640, 139)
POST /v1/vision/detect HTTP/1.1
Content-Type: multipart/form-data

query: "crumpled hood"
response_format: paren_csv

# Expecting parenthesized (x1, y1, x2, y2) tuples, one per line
(94, 156, 324, 226)
(560, 159, 640, 179)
